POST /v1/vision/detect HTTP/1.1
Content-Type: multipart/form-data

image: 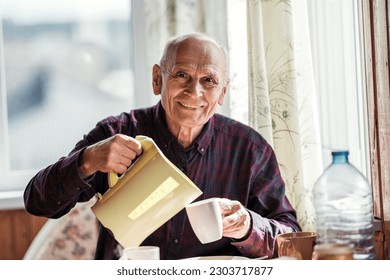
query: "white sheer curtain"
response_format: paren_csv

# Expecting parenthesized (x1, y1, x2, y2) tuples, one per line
(232, 0, 322, 231)
(141, 0, 322, 231)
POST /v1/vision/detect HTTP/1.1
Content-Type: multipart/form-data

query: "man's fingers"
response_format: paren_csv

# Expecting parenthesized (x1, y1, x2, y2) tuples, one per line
(220, 202, 251, 239)
(226, 209, 247, 223)
(109, 134, 142, 163)
(121, 136, 142, 156)
(219, 198, 241, 215)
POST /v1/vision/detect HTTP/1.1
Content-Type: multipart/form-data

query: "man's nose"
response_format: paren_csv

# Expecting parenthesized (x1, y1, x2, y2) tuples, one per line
(185, 79, 204, 96)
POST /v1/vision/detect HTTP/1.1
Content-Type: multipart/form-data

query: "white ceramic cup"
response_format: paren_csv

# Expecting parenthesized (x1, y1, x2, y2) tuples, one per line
(122, 246, 160, 260)
(185, 197, 223, 244)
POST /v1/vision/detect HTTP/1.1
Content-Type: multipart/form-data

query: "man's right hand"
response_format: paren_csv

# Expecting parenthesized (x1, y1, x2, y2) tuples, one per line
(79, 134, 142, 178)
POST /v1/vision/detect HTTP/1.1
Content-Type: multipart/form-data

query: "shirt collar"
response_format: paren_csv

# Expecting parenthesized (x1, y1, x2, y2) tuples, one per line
(153, 101, 213, 156)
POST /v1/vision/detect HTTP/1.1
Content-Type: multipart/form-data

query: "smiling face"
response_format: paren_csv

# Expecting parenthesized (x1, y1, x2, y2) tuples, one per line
(153, 36, 229, 139)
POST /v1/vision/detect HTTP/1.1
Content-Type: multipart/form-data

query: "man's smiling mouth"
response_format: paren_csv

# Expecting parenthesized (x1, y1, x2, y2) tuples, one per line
(178, 102, 203, 110)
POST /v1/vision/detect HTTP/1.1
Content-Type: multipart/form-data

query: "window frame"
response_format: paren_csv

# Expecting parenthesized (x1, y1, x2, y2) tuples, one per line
(361, 0, 390, 259)
(0, 18, 33, 208)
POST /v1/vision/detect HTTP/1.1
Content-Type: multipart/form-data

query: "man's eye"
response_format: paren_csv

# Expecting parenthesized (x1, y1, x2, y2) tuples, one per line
(204, 77, 217, 84)
(176, 72, 187, 78)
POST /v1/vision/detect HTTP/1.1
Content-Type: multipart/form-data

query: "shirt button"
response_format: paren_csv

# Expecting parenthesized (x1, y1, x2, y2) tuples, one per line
(200, 147, 205, 152)
(173, 239, 179, 244)
(57, 201, 62, 205)
(76, 187, 81, 191)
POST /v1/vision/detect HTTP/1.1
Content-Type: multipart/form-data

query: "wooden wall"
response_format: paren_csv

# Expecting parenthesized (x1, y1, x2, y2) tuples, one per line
(0, 209, 47, 260)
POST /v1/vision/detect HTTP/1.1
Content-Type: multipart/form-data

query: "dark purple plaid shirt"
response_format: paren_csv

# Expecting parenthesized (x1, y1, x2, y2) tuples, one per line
(24, 102, 301, 259)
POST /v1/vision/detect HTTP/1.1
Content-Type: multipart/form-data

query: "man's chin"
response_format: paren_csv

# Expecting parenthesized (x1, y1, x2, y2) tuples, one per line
(174, 118, 207, 129)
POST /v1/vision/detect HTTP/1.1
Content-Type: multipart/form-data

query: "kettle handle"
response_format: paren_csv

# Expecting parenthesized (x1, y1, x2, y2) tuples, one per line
(108, 135, 151, 188)
(108, 172, 120, 189)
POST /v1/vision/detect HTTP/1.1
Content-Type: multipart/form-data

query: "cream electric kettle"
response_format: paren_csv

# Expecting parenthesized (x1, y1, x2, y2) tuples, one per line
(91, 135, 202, 248)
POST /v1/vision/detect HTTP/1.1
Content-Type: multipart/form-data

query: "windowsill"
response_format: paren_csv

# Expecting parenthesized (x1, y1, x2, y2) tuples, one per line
(0, 170, 36, 210)
(0, 190, 25, 210)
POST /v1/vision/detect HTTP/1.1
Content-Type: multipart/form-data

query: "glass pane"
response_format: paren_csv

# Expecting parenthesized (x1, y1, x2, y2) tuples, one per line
(307, 0, 367, 175)
(2, 0, 134, 171)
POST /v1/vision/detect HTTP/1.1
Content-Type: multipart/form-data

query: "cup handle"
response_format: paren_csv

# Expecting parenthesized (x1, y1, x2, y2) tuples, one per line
(107, 135, 151, 188)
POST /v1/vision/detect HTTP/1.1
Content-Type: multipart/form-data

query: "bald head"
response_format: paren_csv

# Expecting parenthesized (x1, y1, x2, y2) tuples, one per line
(159, 33, 229, 82)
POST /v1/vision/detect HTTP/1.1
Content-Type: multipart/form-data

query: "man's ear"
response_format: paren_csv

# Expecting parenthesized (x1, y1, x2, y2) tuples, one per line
(152, 64, 163, 96)
(218, 79, 230, 106)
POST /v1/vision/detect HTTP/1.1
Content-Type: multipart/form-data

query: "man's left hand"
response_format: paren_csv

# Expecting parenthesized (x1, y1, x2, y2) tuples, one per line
(219, 198, 251, 240)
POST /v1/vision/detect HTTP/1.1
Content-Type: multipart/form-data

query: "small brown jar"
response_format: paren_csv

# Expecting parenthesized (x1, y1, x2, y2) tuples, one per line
(312, 243, 354, 260)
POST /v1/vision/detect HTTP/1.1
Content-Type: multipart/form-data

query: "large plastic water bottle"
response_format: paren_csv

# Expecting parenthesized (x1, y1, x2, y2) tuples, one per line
(313, 151, 375, 260)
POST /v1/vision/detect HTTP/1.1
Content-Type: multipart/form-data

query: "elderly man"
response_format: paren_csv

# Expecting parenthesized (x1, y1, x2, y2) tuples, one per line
(24, 33, 301, 260)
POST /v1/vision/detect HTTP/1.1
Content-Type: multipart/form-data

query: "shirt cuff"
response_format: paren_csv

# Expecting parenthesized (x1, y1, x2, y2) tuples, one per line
(59, 148, 94, 196)
(230, 209, 273, 258)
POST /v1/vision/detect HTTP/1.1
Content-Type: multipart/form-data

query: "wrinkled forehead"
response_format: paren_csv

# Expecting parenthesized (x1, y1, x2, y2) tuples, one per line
(161, 37, 226, 74)
(175, 38, 223, 58)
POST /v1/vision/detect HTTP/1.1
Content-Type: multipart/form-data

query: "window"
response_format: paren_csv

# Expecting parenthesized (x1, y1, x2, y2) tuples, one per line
(0, 0, 370, 211)
(0, 0, 135, 199)
(307, 0, 368, 176)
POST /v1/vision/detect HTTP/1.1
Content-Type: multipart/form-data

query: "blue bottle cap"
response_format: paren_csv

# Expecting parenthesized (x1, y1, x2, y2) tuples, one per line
(331, 150, 349, 157)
